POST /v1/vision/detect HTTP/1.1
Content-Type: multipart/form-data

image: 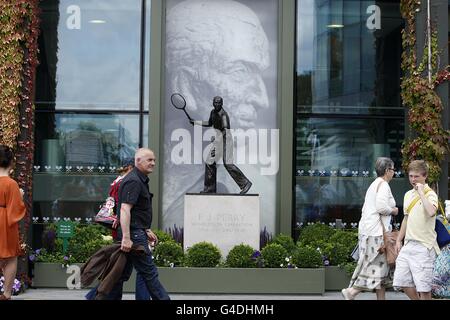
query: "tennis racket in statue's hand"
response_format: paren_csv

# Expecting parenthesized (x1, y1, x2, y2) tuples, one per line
(170, 93, 193, 122)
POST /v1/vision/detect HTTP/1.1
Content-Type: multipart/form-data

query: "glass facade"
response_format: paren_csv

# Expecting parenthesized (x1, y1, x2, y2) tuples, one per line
(29, 0, 444, 245)
(33, 0, 151, 246)
(294, 0, 408, 230)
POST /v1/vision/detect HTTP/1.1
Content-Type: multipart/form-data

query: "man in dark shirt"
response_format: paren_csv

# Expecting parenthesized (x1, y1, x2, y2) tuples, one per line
(190, 96, 252, 194)
(108, 148, 169, 300)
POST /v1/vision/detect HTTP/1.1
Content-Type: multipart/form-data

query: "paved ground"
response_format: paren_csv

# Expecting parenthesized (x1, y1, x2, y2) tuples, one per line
(13, 288, 410, 300)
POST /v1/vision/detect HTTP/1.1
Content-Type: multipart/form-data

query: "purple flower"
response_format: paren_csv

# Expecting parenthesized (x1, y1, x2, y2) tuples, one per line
(251, 250, 261, 259)
(35, 249, 41, 255)
(11, 279, 21, 294)
(323, 259, 330, 266)
(63, 256, 69, 261)
(29, 254, 36, 262)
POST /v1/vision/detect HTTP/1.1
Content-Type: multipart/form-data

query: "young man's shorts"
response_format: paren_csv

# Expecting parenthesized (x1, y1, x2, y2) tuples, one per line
(393, 240, 437, 292)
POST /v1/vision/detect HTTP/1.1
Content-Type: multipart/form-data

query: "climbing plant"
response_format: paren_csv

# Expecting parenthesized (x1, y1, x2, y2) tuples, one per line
(0, 0, 40, 245)
(400, 0, 450, 185)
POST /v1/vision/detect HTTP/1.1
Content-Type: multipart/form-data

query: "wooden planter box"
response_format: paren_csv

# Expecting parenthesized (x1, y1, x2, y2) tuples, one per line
(32, 263, 325, 294)
(324, 266, 351, 291)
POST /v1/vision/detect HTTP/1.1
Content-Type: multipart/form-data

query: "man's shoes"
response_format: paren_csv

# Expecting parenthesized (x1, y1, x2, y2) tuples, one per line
(240, 182, 252, 194)
(200, 190, 215, 194)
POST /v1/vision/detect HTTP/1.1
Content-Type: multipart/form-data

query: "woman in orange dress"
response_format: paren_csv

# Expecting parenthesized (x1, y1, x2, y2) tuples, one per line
(0, 145, 25, 300)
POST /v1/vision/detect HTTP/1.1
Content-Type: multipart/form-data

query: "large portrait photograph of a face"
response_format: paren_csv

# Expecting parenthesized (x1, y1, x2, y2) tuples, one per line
(162, 0, 279, 239)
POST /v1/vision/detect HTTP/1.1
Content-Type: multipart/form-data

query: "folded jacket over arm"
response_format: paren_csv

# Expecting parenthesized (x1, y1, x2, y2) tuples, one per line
(80, 243, 146, 296)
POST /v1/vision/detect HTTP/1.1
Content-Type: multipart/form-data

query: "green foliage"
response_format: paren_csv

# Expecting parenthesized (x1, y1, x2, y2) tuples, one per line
(154, 241, 184, 267)
(260, 243, 288, 268)
(153, 229, 175, 244)
(297, 223, 336, 249)
(292, 245, 323, 268)
(67, 224, 113, 263)
(340, 261, 357, 276)
(400, 0, 450, 184)
(323, 230, 358, 266)
(185, 242, 222, 267)
(34, 248, 68, 264)
(225, 244, 257, 268)
(270, 233, 296, 255)
(0, 0, 40, 250)
(33, 223, 113, 264)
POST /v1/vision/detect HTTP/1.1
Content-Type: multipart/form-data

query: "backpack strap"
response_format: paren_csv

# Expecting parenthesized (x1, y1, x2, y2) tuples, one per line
(405, 187, 432, 214)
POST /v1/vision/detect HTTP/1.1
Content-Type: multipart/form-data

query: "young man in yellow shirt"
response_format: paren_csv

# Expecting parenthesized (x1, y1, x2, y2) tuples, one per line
(393, 160, 439, 300)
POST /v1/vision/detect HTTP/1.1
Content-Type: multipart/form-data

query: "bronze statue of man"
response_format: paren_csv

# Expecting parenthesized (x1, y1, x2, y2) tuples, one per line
(190, 96, 252, 194)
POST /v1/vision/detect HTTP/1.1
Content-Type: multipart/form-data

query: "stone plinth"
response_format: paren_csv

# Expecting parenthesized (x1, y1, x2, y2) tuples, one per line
(184, 193, 260, 257)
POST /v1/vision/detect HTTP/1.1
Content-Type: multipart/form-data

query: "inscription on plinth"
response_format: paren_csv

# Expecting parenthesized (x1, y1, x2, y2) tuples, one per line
(184, 194, 260, 258)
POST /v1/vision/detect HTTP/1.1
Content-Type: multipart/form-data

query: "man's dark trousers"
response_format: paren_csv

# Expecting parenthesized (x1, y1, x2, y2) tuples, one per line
(108, 228, 170, 300)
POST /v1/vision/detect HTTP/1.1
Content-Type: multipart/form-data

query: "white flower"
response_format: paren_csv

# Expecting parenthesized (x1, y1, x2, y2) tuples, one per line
(101, 235, 113, 241)
(280, 264, 284, 267)
(169, 263, 174, 268)
(285, 257, 290, 262)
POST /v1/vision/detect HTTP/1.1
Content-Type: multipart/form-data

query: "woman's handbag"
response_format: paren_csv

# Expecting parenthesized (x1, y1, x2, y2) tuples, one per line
(94, 196, 117, 228)
(435, 202, 450, 248)
(378, 217, 399, 267)
(379, 229, 399, 267)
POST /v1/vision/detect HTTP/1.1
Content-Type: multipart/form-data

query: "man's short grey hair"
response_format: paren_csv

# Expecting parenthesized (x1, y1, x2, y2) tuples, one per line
(375, 157, 394, 177)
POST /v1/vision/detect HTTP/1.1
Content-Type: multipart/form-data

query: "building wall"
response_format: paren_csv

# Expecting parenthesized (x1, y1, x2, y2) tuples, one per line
(31, 0, 449, 247)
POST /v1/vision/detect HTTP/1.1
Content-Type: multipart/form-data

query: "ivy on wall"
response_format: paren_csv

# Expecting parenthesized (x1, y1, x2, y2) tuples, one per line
(0, 0, 40, 243)
(400, 0, 450, 185)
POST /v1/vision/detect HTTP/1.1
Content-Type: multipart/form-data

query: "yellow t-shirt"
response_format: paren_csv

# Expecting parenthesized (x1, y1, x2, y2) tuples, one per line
(403, 185, 440, 254)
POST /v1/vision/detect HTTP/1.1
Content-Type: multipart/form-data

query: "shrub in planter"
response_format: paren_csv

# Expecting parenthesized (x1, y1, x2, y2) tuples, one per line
(322, 229, 358, 266)
(153, 229, 175, 244)
(293, 245, 323, 268)
(261, 243, 288, 268)
(154, 241, 184, 267)
(270, 233, 296, 255)
(33, 248, 68, 264)
(297, 223, 335, 249)
(185, 242, 222, 267)
(32, 223, 113, 264)
(67, 224, 113, 263)
(226, 244, 257, 268)
(340, 261, 357, 276)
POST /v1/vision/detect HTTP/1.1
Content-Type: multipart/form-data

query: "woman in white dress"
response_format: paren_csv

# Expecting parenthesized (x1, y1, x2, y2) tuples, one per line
(342, 157, 399, 300)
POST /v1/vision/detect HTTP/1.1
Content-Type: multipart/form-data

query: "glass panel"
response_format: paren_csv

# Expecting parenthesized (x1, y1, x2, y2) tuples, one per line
(35, 0, 142, 110)
(295, 0, 405, 229)
(296, 0, 403, 115)
(34, 113, 140, 169)
(162, 0, 279, 236)
(295, 117, 408, 225)
(32, 112, 141, 245)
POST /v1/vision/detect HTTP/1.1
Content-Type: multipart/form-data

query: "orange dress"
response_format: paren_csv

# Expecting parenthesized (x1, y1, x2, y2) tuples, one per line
(0, 176, 26, 258)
